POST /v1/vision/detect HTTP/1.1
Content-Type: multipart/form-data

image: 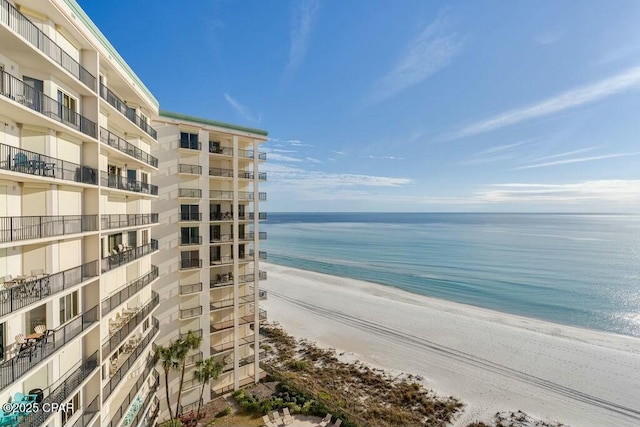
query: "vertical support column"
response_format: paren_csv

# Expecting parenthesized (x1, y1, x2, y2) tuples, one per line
(253, 139, 259, 383)
(232, 135, 239, 389)
(46, 184, 59, 275)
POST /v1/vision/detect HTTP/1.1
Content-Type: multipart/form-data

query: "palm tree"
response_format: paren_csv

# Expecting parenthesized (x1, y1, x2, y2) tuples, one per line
(175, 330, 203, 417)
(193, 357, 223, 420)
(156, 343, 180, 425)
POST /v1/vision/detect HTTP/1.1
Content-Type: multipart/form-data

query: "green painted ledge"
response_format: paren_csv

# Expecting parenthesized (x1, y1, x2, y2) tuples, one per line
(159, 110, 268, 137)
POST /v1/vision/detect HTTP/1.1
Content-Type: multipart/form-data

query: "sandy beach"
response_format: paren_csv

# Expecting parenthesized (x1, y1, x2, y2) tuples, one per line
(261, 263, 640, 427)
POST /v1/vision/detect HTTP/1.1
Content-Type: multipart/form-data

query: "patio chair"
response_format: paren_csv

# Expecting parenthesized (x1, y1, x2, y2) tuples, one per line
(332, 419, 342, 427)
(34, 324, 46, 335)
(15, 334, 31, 350)
(318, 413, 332, 427)
(262, 415, 277, 427)
(30, 269, 44, 278)
(272, 411, 284, 426)
(13, 152, 28, 172)
(282, 407, 294, 425)
(0, 410, 19, 427)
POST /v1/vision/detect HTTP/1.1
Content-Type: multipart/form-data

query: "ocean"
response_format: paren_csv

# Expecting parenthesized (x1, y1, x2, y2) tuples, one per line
(261, 213, 640, 338)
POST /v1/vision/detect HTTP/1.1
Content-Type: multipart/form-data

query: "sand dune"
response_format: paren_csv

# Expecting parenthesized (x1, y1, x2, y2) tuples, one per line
(261, 263, 640, 426)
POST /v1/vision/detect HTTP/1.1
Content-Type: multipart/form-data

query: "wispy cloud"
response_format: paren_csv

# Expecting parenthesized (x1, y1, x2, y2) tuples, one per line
(449, 64, 640, 139)
(366, 155, 405, 160)
(369, 13, 463, 102)
(285, 0, 320, 76)
(515, 151, 640, 170)
(461, 139, 532, 165)
(267, 153, 304, 163)
(224, 93, 261, 124)
(534, 29, 563, 45)
(476, 180, 640, 204)
(530, 146, 598, 162)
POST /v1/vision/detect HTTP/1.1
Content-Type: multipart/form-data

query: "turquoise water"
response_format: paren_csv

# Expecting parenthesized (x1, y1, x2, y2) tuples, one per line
(262, 213, 640, 338)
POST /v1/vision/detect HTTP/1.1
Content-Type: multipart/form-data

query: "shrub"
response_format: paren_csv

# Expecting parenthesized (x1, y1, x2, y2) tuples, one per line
(216, 407, 232, 418)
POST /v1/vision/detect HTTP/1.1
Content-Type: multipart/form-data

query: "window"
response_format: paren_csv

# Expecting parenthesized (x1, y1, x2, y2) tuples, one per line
(23, 76, 44, 110)
(181, 227, 199, 245)
(142, 229, 149, 245)
(108, 233, 122, 252)
(60, 291, 79, 324)
(140, 172, 148, 184)
(180, 132, 199, 150)
(181, 204, 200, 221)
(128, 231, 137, 248)
(57, 90, 77, 125)
(61, 393, 79, 425)
(210, 225, 221, 241)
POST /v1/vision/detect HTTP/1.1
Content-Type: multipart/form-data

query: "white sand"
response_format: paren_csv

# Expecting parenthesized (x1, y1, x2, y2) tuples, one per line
(260, 263, 640, 427)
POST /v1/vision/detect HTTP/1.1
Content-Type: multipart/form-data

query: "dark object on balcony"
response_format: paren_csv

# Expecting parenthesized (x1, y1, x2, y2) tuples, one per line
(28, 389, 43, 404)
(75, 166, 96, 184)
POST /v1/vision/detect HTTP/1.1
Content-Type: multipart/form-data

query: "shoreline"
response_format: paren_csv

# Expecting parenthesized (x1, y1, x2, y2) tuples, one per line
(261, 262, 640, 426)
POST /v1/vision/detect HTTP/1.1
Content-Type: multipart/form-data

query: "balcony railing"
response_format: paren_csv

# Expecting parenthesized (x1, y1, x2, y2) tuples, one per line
(0, 69, 96, 137)
(208, 145, 233, 155)
(101, 172, 158, 195)
(99, 85, 157, 139)
(179, 140, 202, 151)
(179, 188, 202, 198)
(103, 292, 159, 356)
(209, 234, 232, 243)
(20, 351, 100, 427)
(180, 236, 203, 246)
(237, 270, 267, 284)
(238, 192, 267, 201)
(209, 190, 233, 200)
(130, 385, 159, 427)
(106, 367, 158, 427)
(102, 266, 159, 316)
(210, 334, 264, 354)
(1, 260, 98, 317)
(0, 214, 97, 243)
(180, 258, 202, 270)
(103, 318, 159, 401)
(248, 212, 268, 220)
(246, 232, 267, 240)
(0, 305, 99, 391)
(237, 149, 267, 160)
(209, 298, 234, 311)
(179, 329, 202, 340)
(209, 167, 233, 178)
(248, 251, 268, 260)
(185, 351, 203, 366)
(180, 399, 202, 415)
(0, 141, 98, 184)
(72, 395, 99, 427)
(180, 282, 202, 295)
(179, 164, 202, 175)
(100, 127, 158, 168)
(180, 212, 202, 221)
(144, 396, 160, 427)
(210, 212, 233, 221)
(101, 240, 159, 273)
(101, 213, 158, 230)
(0, 0, 96, 90)
(238, 171, 267, 181)
(180, 306, 203, 319)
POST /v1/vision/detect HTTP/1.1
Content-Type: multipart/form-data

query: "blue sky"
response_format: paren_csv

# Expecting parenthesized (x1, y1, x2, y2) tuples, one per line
(79, 0, 640, 212)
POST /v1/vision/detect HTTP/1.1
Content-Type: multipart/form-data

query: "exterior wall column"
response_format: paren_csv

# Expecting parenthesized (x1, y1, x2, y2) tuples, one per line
(252, 139, 259, 383)
(232, 135, 239, 389)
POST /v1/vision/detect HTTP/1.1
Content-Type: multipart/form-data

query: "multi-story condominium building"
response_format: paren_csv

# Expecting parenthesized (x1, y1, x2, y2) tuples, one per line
(0, 1, 161, 426)
(151, 111, 268, 416)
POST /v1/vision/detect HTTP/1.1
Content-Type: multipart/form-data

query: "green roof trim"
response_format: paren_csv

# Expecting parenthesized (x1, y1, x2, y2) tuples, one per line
(159, 110, 268, 136)
(63, 0, 159, 108)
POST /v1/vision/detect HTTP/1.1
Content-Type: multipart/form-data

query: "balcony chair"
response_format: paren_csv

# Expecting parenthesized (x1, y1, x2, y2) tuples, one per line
(30, 269, 44, 279)
(262, 415, 277, 427)
(319, 413, 332, 427)
(282, 407, 294, 425)
(332, 420, 342, 427)
(12, 152, 28, 172)
(34, 325, 46, 335)
(271, 411, 284, 426)
(15, 334, 32, 350)
(0, 410, 18, 427)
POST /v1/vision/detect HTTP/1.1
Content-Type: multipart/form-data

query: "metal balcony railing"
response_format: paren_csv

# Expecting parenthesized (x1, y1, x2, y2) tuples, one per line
(180, 258, 202, 270)
(209, 167, 233, 178)
(208, 144, 233, 155)
(180, 282, 202, 295)
(106, 368, 158, 427)
(209, 298, 234, 311)
(248, 212, 268, 220)
(0, 141, 98, 184)
(246, 231, 267, 240)
(0, 69, 96, 137)
(210, 212, 233, 221)
(0, 0, 96, 90)
(179, 140, 201, 151)
(180, 399, 202, 415)
(1, 260, 98, 317)
(180, 236, 203, 246)
(237, 149, 267, 160)
(101, 266, 159, 316)
(101, 240, 159, 273)
(102, 318, 159, 401)
(237, 270, 267, 284)
(21, 351, 100, 427)
(72, 395, 99, 427)
(185, 351, 203, 366)
(99, 85, 157, 139)
(179, 329, 202, 340)
(180, 212, 202, 221)
(179, 164, 202, 175)
(238, 192, 267, 201)
(101, 213, 158, 230)
(179, 188, 202, 198)
(144, 396, 160, 427)
(101, 172, 158, 195)
(180, 306, 203, 319)
(0, 214, 97, 243)
(100, 127, 158, 168)
(209, 190, 233, 200)
(130, 386, 159, 427)
(238, 171, 267, 181)
(0, 305, 99, 391)
(209, 233, 232, 243)
(248, 250, 268, 260)
(103, 292, 159, 356)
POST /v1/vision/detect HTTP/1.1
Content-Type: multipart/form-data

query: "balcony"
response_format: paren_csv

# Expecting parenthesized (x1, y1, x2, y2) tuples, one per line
(210, 212, 233, 221)
(180, 236, 203, 246)
(245, 232, 267, 240)
(101, 213, 159, 230)
(100, 127, 158, 168)
(210, 256, 232, 266)
(208, 144, 233, 156)
(1, 260, 98, 317)
(248, 212, 268, 220)
(180, 282, 203, 296)
(0, 69, 96, 137)
(237, 149, 267, 160)
(20, 351, 100, 427)
(180, 306, 203, 320)
(99, 85, 157, 139)
(72, 395, 99, 427)
(237, 270, 267, 284)
(180, 258, 202, 270)
(130, 389, 160, 427)
(103, 292, 160, 356)
(180, 212, 202, 222)
(0, 0, 96, 90)
(179, 329, 202, 340)
(0, 305, 99, 391)
(144, 396, 160, 427)
(101, 266, 159, 316)
(238, 171, 267, 181)
(180, 399, 202, 415)
(179, 188, 202, 198)
(179, 164, 202, 175)
(209, 190, 233, 200)
(209, 234, 232, 243)
(103, 318, 159, 401)
(106, 368, 159, 427)
(220, 350, 267, 374)
(210, 310, 265, 333)
(185, 351, 203, 366)
(101, 239, 159, 273)
(101, 172, 159, 195)
(179, 140, 202, 151)
(210, 333, 265, 354)
(0, 142, 98, 185)
(209, 167, 233, 178)
(238, 192, 267, 201)
(0, 214, 98, 243)
(248, 251, 268, 261)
